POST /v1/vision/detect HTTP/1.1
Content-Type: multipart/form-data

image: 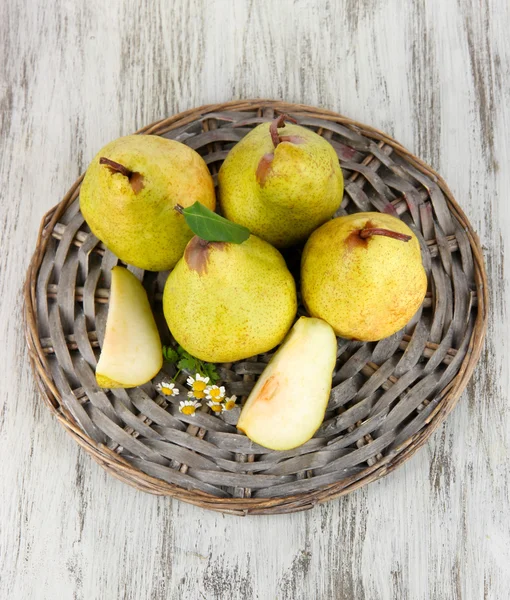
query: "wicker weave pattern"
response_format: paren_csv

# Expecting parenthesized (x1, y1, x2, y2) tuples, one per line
(24, 101, 487, 515)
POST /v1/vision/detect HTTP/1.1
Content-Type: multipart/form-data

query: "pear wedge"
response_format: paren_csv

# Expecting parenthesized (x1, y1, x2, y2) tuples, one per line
(237, 317, 337, 451)
(96, 267, 162, 388)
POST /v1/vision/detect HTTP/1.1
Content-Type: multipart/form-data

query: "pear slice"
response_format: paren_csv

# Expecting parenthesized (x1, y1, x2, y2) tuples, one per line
(96, 266, 162, 388)
(237, 317, 337, 451)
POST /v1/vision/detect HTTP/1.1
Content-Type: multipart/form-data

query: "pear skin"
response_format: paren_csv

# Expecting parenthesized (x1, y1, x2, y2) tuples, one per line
(218, 117, 344, 247)
(80, 135, 215, 271)
(163, 235, 297, 363)
(301, 212, 427, 341)
(96, 267, 162, 387)
(237, 317, 337, 450)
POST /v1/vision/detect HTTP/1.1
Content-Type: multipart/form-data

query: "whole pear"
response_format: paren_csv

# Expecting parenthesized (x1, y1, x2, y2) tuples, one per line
(163, 235, 297, 363)
(218, 115, 344, 248)
(80, 135, 215, 271)
(301, 212, 427, 341)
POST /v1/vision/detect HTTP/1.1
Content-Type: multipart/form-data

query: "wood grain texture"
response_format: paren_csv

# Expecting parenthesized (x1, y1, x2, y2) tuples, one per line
(0, 0, 508, 598)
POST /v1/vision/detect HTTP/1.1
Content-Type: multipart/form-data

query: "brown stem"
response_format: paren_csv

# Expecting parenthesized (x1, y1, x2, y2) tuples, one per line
(269, 113, 298, 147)
(100, 157, 145, 194)
(99, 157, 132, 178)
(174, 204, 185, 215)
(359, 227, 412, 242)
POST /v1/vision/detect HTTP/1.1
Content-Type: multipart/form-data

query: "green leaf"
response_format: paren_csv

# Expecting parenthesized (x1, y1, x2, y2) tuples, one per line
(177, 356, 197, 372)
(181, 202, 250, 244)
(162, 346, 179, 363)
(202, 362, 220, 383)
(163, 343, 220, 383)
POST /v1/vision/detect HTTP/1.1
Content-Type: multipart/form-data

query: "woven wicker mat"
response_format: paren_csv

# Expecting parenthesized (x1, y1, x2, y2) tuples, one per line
(24, 100, 488, 515)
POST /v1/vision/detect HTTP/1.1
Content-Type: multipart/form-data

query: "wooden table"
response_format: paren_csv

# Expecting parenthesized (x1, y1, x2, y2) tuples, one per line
(1, 1, 508, 598)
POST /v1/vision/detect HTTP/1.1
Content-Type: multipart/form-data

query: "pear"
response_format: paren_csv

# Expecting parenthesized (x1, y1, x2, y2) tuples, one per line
(163, 235, 297, 363)
(96, 266, 162, 388)
(218, 115, 344, 248)
(237, 317, 337, 451)
(80, 135, 215, 271)
(301, 212, 428, 341)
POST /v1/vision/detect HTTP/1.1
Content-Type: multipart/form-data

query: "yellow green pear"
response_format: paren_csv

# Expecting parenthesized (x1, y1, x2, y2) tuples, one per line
(163, 235, 297, 363)
(237, 317, 337, 451)
(301, 212, 427, 341)
(80, 135, 215, 271)
(218, 115, 344, 247)
(96, 267, 162, 388)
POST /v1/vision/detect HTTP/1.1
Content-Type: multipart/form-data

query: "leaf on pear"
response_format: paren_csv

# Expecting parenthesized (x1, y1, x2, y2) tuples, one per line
(181, 201, 250, 244)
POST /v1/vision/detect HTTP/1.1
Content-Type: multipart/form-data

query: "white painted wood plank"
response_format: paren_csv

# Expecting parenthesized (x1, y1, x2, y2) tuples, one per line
(1, 0, 508, 598)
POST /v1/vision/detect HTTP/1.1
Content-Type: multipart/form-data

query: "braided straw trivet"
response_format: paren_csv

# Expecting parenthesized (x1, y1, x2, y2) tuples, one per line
(24, 100, 488, 515)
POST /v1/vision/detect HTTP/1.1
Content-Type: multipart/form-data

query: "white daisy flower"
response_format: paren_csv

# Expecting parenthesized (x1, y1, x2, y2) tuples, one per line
(156, 382, 180, 397)
(186, 373, 210, 399)
(222, 395, 237, 411)
(207, 400, 223, 413)
(205, 385, 226, 403)
(178, 399, 201, 415)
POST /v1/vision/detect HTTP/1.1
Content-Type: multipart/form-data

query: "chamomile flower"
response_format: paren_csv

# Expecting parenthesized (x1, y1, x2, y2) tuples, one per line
(156, 382, 180, 397)
(186, 373, 210, 399)
(222, 395, 237, 411)
(205, 385, 225, 403)
(178, 399, 201, 415)
(207, 400, 223, 413)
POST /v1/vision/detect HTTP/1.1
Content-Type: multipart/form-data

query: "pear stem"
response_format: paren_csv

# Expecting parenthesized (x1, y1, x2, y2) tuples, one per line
(270, 113, 298, 148)
(99, 157, 133, 178)
(174, 204, 184, 215)
(359, 227, 412, 242)
(99, 157, 145, 194)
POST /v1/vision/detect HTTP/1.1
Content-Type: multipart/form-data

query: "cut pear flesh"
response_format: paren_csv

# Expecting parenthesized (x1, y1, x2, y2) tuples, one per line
(237, 317, 337, 450)
(96, 266, 162, 388)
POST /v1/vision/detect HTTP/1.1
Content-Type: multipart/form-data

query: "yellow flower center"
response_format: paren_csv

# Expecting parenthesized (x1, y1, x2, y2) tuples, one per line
(193, 390, 206, 399)
(161, 387, 174, 396)
(181, 405, 196, 415)
(209, 388, 222, 400)
(192, 381, 207, 392)
(210, 404, 223, 413)
(224, 400, 236, 410)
